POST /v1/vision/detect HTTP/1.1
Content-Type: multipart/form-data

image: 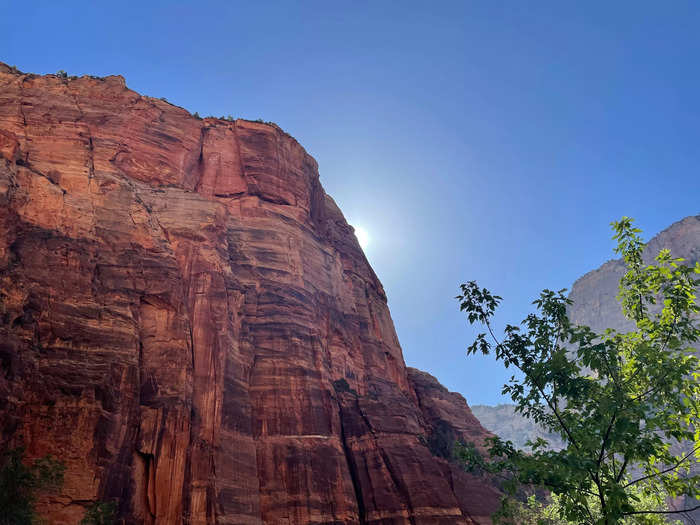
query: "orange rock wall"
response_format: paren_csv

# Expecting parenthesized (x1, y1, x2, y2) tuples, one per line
(0, 64, 499, 524)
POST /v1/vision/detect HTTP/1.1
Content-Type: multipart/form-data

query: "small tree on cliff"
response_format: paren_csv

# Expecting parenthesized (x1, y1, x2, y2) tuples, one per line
(456, 218, 700, 524)
(0, 446, 65, 525)
(80, 501, 116, 525)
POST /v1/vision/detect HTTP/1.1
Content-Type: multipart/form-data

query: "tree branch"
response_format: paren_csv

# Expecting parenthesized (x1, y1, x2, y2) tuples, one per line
(484, 319, 584, 456)
(623, 503, 700, 516)
(596, 411, 617, 475)
(623, 445, 700, 488)
(615, 455, 629, 483)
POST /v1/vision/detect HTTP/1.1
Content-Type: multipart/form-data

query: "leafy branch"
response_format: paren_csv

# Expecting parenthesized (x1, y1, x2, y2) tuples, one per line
(457, 217, 700, 525)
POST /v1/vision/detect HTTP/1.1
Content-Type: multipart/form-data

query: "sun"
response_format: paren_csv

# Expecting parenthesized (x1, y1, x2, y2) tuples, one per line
(354, 226, 370, 250)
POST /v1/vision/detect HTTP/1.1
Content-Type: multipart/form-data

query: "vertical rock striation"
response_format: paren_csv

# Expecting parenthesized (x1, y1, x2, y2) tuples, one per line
(0, 64, 499, 524)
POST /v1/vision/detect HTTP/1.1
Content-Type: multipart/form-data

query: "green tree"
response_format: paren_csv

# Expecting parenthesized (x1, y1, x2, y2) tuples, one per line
(80, 501, 117, 525)
(0, 446, 65, 525)
(456, 218, 700, 524)
(499, 490, 682, 525)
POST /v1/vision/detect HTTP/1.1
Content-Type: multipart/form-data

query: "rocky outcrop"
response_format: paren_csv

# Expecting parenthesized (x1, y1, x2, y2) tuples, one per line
(407, 369, 502, 523)
(0, 64, 499, 524)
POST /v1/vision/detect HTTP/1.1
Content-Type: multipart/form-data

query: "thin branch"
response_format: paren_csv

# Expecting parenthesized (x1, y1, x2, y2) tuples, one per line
(628, 310, 679, 401)
(484, 320, 584, 456)
(615, 455, 629, 483)
(623, 503, 700, 516)
(623, 445, 700, 488)
(485, 321, 502, 348)
(596, 412, 617, 474)
(581, 495, 595, 523)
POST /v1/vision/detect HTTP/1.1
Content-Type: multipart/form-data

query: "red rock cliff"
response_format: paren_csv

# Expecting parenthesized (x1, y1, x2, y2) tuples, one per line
(0, 64, 499, 524)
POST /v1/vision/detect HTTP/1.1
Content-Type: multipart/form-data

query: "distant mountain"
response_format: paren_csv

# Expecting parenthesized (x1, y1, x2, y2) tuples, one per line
(470, 404, 565, 451)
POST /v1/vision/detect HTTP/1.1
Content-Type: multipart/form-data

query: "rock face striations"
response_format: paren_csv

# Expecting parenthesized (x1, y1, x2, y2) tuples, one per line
(0, 64, 499, 524)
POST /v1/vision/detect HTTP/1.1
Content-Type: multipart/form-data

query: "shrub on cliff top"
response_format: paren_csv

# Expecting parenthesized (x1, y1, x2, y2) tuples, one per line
(332, 378, 358, 396)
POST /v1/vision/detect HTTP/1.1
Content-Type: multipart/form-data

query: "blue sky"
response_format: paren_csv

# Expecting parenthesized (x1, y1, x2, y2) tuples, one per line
(3, 1, 699, 404)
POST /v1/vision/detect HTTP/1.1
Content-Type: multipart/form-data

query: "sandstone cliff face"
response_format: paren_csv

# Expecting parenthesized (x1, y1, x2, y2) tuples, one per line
(0, 64, 499, 524)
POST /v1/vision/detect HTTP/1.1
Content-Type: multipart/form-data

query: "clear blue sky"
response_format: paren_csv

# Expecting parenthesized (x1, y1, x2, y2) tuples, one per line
(3, 1, 699, 405)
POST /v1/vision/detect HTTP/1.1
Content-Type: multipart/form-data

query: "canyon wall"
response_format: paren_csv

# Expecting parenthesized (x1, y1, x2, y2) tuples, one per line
(0, 64, 499, 524)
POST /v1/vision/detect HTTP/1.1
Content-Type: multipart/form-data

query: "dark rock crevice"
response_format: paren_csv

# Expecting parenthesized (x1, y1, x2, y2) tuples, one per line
(336, 397, 366, 525)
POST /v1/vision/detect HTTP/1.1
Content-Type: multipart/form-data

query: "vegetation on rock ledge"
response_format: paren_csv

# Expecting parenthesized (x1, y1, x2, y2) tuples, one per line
(0, 446, 65, 525)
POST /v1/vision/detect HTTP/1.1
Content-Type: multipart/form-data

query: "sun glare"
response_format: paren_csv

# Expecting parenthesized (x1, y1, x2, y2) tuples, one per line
(354, 226, 370, 250)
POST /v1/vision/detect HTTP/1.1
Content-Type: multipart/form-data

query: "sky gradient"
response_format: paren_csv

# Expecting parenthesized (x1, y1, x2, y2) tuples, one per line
(3, 1, 699, 405)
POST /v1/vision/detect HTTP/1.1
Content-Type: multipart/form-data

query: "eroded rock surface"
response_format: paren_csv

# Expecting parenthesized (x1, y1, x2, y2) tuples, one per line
(0, 64, 499, 525)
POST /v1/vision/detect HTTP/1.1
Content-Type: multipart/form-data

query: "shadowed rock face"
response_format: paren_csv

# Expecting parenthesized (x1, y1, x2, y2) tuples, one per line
(0, 64, 499, 525)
